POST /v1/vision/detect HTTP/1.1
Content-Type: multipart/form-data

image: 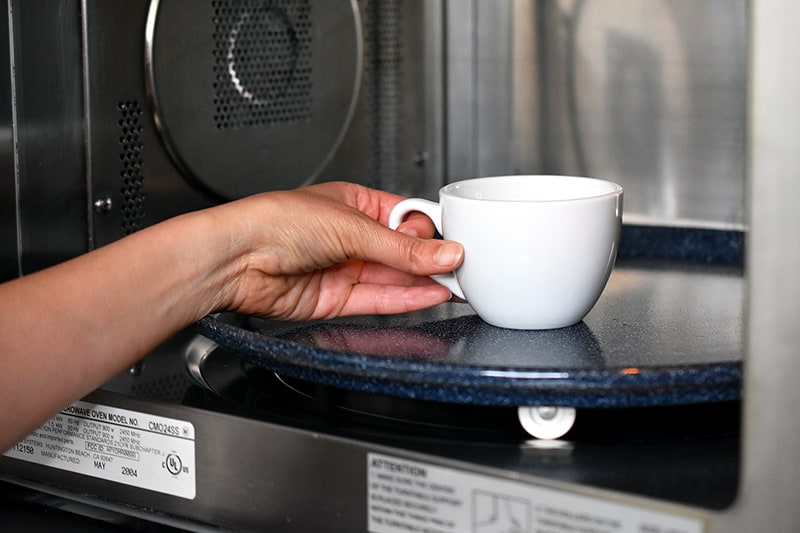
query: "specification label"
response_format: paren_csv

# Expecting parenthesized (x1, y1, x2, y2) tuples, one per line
(368, 453, 703, 533)
(4, 400, 196, 499)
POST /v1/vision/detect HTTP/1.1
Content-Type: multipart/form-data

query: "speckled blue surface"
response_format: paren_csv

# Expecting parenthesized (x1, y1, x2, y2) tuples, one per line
(195, 226, 744, 409)
(619, 225, 744, 265)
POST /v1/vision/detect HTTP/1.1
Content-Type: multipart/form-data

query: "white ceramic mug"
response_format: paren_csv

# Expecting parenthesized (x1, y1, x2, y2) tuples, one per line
(388, 175, 623, 330)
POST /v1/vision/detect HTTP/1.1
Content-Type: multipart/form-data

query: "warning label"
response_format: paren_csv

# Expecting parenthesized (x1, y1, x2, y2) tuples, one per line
(4, 400, 196, 499)
(367, 453, 703, 533)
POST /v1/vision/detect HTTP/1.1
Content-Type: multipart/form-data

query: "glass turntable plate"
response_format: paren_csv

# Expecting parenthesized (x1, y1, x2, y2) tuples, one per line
(195, 259, 743, 409)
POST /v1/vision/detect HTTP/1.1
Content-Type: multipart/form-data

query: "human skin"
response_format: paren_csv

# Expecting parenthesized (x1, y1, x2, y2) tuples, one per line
(0, 181, 464, 451)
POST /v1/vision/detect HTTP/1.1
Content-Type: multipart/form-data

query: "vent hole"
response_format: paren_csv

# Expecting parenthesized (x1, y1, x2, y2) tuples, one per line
(117, 101, 145, 235)
(212, 0, 313, 130)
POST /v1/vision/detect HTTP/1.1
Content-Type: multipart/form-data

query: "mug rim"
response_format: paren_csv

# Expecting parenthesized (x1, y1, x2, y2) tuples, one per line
(440, 175, 623, 203)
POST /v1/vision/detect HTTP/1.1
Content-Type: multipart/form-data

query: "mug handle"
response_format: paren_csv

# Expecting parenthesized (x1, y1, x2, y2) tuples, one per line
(388, 198, 466, 300)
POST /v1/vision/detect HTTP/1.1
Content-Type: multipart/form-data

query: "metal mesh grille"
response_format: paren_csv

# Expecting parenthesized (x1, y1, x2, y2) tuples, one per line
(118, 101, 145, 235)
(130, 373, 194, 404)
(212, 0, 313, 130)
(361, 0, 403, 190)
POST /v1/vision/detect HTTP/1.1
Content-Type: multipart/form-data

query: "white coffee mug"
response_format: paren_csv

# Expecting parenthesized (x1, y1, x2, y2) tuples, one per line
(388, 175, 623, 330)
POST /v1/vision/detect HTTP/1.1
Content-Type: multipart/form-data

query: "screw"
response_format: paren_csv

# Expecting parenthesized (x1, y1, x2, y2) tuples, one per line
(94, 196, 113, 214)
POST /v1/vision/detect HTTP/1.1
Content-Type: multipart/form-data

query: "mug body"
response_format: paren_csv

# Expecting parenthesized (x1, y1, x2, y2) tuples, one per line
(440, 175, 623, 329)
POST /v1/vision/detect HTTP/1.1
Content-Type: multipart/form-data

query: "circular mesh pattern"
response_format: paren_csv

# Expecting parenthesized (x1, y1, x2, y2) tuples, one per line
(148, 0, 359, 197)
(118, 101, 145, 235)
(212, 0, 313, 130)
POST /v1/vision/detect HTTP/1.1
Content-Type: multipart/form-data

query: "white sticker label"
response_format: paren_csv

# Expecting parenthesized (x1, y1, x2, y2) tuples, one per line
(4, 400, 196, 499)
(367, 453, 703, 533)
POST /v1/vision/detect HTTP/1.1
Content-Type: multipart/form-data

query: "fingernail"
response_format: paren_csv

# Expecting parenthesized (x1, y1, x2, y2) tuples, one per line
(435, 242, 463, 267)
(396, 224, 419, 238)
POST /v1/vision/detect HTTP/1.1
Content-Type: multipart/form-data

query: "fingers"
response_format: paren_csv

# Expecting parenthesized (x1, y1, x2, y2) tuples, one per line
(302, 260, 456, 319)
(224, 183, 464, 320)
(297, 182, 450, 271)
(355, 261, 442, 287)
(394, 211, 438, 239)
(317, 193, 462, 277)
(432, 241, 464, 269)
(335, 283, 454, 317)
(394, 228, 464, 273)
(351, 224, 463, 278)
(304, 182, 434, 235)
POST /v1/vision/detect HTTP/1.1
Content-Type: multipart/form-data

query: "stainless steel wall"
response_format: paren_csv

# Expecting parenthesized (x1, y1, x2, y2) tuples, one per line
(324, 0, 445, 199)
(1, 0, 749, 283)
(445, 0, 747, 229)
(0, 4, 16, 281)
(4, 1, 88, 277)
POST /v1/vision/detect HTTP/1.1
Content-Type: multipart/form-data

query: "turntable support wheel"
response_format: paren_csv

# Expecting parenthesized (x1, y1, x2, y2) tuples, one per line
(517, 406, 577, 440)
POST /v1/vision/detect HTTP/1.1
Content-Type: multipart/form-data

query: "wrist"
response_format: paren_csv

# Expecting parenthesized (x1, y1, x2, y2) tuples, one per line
(183, 204, 252, 317)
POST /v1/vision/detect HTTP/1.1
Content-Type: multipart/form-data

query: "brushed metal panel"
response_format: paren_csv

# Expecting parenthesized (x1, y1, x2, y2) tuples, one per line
(323, 0, 439, 198)
(83, 0, 217, 248)
(712, 0, 800, 530)
(445, 0, 747, 229)
(0, 4, 17, 281)
(543, 0, 747, 228)
(11, 0, 88, 273)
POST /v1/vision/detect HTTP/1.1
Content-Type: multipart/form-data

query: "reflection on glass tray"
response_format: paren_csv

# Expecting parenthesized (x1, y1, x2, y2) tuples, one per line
(196, 260, 743, 409)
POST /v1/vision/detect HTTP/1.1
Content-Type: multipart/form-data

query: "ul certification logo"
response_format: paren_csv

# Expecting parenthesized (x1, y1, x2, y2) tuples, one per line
(164, 453, 183, 476)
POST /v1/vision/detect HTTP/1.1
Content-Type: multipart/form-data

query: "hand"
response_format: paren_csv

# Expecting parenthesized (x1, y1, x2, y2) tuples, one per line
(0, 181, 463, 452)
(213, 181, 464, 320)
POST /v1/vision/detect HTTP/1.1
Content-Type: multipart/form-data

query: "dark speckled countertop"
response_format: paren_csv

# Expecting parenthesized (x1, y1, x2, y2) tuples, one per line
(196, 226, 744, 409)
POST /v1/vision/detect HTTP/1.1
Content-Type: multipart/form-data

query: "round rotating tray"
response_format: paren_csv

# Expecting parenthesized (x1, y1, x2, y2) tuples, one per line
(146, 0, 362, 199)
(195, 262, 743, 408)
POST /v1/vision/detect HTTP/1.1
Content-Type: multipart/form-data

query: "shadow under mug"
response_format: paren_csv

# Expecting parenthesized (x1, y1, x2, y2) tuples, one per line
(389, 175, 623, 330)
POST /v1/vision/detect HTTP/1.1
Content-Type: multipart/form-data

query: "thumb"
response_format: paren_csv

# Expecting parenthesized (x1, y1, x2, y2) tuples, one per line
(430, 240, 464, 271)
(374, 226, 464, 275)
